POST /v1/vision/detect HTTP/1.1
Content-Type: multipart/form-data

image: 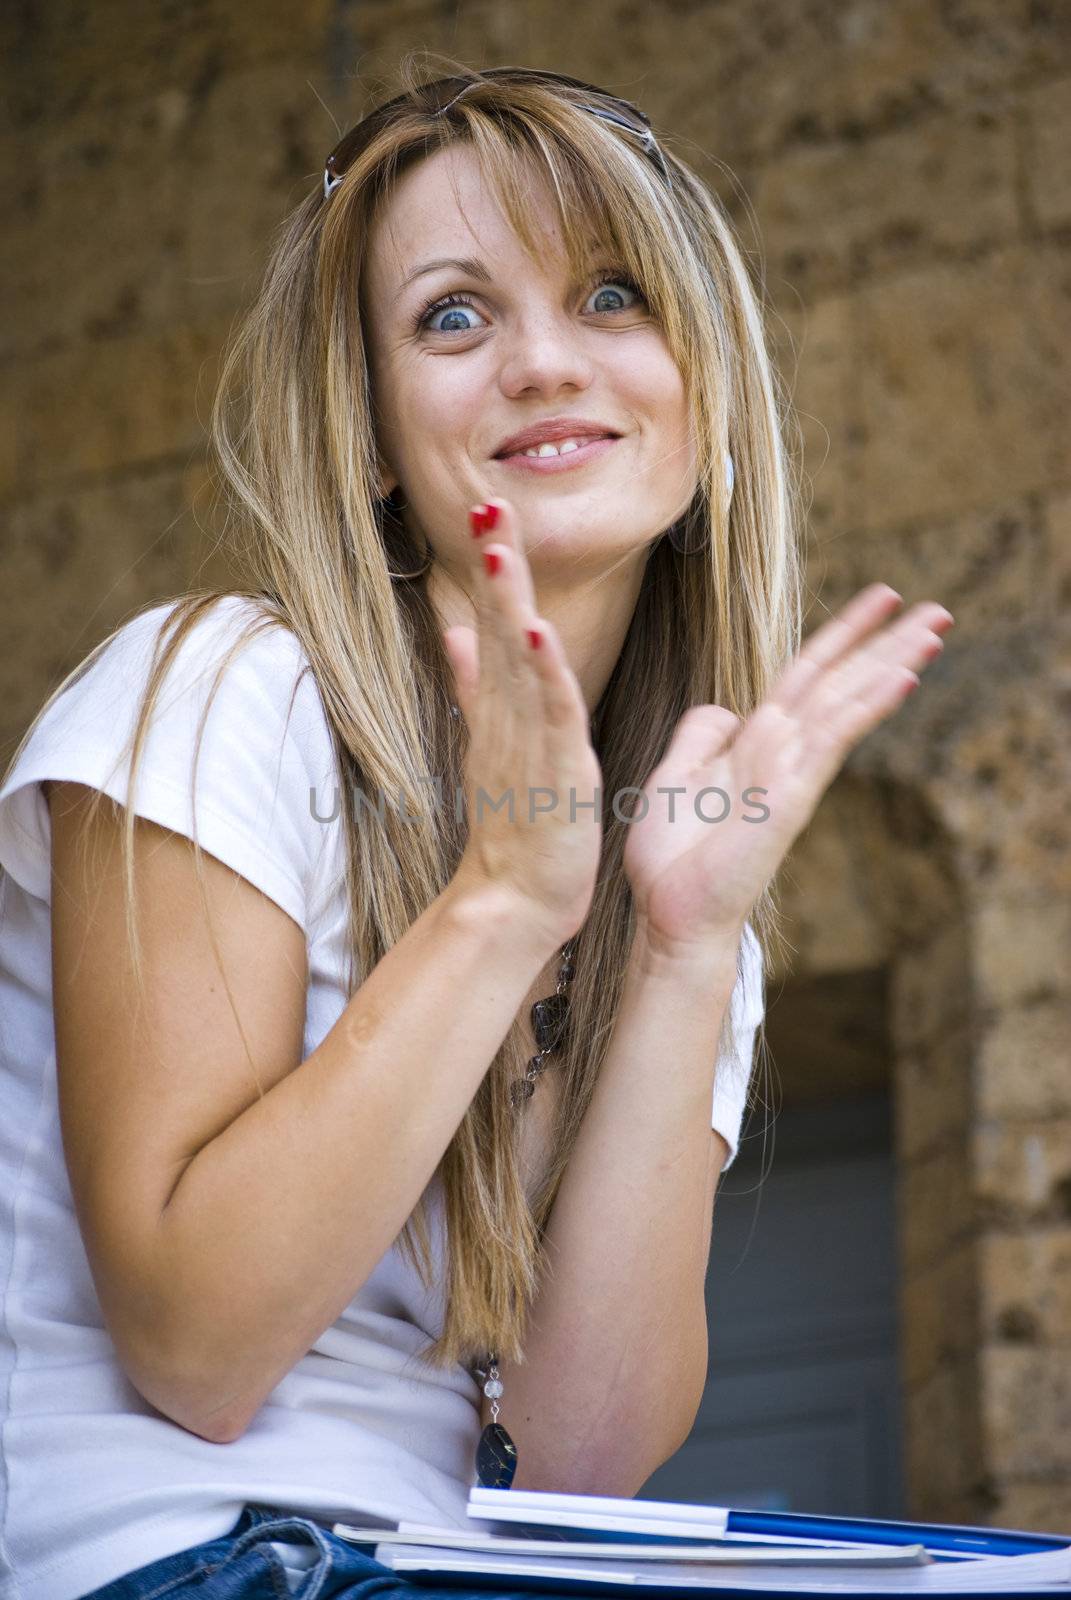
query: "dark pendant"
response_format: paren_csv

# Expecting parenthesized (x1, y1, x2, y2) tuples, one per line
(531, 993, 568, 1054)
(477, 1421, 518, 1488)
(509, 1073, 537, 1108)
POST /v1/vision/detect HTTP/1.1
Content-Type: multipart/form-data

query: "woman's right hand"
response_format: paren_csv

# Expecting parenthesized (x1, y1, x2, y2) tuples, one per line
(442, 498, 603, 950)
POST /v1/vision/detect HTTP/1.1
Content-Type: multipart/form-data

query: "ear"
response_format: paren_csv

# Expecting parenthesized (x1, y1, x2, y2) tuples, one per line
(374, 457, 398, 499)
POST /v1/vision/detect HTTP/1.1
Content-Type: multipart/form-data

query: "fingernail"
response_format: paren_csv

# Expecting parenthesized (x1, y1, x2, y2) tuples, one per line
(470, 503, 501, 537)
(484, 550, 501, 577)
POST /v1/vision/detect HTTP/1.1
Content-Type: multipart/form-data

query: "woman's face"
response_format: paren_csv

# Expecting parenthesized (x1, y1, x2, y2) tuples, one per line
(362, 143, 697, 581)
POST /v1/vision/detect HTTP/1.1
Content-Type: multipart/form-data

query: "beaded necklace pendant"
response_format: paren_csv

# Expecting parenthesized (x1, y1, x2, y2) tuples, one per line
(474, 1352, 516, 1488)
(508, 941, 574, 1108)
(475, 937, 575, 1487)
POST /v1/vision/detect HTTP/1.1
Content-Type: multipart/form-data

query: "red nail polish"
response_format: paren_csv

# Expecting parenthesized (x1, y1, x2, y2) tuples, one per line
(484, 550, 501, 577)
(470, 503, 501, 537)
(526, 627, 542, 650)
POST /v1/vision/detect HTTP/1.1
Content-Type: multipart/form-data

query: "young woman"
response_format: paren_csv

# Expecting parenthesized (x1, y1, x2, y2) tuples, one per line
(0, 57, 953, 1600)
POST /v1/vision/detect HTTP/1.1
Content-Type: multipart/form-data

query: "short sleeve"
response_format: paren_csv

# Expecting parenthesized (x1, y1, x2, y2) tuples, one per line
(711, 920, 765, 1170)
(0, 595, 338, 933)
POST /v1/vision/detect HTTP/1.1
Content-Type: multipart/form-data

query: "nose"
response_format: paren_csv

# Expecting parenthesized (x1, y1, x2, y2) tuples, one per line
(497, 312, 596, 400)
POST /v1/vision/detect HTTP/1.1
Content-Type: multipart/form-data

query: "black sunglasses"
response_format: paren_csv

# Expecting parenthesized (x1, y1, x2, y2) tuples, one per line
(322, 68, 671, 198)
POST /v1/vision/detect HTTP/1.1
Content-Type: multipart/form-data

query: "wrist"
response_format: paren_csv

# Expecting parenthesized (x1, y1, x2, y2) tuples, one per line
(629, 915, 743, 987)
(444, 870, 570, 966)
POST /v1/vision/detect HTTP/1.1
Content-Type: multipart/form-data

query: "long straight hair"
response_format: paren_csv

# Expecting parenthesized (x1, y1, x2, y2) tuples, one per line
(6, 51, 803, 1372)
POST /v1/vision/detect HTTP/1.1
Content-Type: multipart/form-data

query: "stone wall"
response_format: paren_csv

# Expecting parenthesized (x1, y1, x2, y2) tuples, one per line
(3, 0, 1068, 1530)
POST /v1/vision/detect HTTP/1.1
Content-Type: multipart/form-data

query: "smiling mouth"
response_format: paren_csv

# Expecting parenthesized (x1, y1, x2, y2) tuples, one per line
(496, 433, 614, 460)
(493, 436, 621, 472)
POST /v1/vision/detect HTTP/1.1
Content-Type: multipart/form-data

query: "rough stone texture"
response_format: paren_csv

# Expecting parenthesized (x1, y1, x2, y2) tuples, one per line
(974, 1120, 1071, 1224)
(1043, 486, 1071, 619)
(894, 1021, 974, 1163)
(898, 1237, 980, 1391)
(977, 1229, 1071, 1348)
(1025, 74, 1071, 231)
(3, 63, 332, 363)
(751, 108, 1019, 299)
(3, 323, 230, 496)
(980, 1346, 1071, 1477)
(974, 998, 1071, 1121)
(852, 246, 1070, 533)
(1, 0, 1068, 1534)
(0, 466, 231, 742)
(901, 1353, 987, 1524)
(990, 1478, 1071, 1535)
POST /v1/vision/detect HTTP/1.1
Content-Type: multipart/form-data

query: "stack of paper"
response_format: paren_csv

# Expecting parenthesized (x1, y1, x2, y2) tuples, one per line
(332, 1485, 1071, 1595)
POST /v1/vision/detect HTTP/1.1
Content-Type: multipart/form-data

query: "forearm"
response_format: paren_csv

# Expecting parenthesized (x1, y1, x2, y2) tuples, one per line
(500, 922, 743, 1497)
(142, 876, 555, 1441)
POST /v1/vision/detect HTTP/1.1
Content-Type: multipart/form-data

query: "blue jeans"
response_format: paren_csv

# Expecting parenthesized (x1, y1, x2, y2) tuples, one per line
(78, 1502, 531, 1600)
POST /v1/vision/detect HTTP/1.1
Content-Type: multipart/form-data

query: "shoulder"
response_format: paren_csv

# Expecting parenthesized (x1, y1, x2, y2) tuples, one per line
(71, 593, 333, 774)
(0, 594, 339, 926)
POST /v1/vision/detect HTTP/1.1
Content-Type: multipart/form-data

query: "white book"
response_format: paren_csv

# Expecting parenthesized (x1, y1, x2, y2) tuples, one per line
(329, 1524, 928, 1569)
(333, 1483, 1071, 1595)
(367, 1542, 1071, 1594)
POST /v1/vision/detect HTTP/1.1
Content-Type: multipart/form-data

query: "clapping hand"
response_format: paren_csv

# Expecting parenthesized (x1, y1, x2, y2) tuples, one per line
(443, 498, 954, 965)
(621, 585, 955, 959)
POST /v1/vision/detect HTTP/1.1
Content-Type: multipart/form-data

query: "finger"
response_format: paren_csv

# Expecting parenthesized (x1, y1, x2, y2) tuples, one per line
(525, 614, 593, 761)
(472, 540, 544, 750)
(660, 704, 742, 772)
(771, 585, 905, 714)
(802, 603, 952, 731)
(470, 500, 545, 723)
(797, 661, 922, 800)
(467, 506, 517, 725)
(471, 498, 538, 613)
(776, 588, 954, 720)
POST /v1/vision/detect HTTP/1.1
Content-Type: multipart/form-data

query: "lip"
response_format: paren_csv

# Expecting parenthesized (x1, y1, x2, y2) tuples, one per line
(494, 436, 620, 474)
(493, 416, 622, 458)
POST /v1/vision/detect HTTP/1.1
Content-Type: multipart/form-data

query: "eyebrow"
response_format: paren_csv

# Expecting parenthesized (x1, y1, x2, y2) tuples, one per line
(394, 256, 493, 304)
(393, 245, 611, 306)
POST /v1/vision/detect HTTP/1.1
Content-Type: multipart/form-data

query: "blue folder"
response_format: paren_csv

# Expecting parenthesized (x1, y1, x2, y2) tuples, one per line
(424, 1489, 1071, 1597)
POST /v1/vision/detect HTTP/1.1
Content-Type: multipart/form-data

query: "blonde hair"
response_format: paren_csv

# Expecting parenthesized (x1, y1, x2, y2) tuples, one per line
(7, 50, 803, 1372)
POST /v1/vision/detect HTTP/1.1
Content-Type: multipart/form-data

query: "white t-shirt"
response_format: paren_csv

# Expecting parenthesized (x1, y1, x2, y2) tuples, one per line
(0, 594, 764, 1600)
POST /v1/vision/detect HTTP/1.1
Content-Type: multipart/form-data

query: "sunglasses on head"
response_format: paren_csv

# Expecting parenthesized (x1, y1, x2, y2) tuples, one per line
(322, 68, 671, 199)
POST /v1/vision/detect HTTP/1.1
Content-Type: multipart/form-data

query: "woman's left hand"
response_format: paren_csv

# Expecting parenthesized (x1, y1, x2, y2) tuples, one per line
(621, 584, 955, 959)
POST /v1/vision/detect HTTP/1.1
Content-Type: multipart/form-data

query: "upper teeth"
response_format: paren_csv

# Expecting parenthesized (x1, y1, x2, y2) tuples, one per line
(519, 436, 602, 457)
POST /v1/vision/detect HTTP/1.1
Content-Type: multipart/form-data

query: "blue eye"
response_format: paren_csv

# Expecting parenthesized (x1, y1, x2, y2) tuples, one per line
(586, 273, 645, 314)
(417, 293, 486, 335)
(414, 271, 647, 335)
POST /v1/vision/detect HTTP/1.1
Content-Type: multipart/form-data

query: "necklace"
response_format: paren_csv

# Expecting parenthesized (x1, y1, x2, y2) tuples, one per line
(475, 935, 576, 1489)
(449, 698, 578, 1487)
(511, 936, 575, 1107)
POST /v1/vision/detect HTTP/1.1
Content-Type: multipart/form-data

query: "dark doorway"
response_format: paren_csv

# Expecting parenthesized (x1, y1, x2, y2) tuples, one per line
(639, 967, 906, 1517)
